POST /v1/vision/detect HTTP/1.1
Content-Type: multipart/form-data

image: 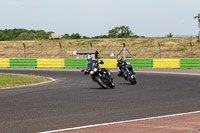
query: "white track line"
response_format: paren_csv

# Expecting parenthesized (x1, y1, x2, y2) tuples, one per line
(136, 71, 200, 76)
(39, 110, 200, 133)
(0, 73, 55, 90)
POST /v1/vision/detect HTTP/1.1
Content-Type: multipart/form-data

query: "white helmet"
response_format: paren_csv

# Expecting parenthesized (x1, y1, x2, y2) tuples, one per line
(88, 55, 93, 60)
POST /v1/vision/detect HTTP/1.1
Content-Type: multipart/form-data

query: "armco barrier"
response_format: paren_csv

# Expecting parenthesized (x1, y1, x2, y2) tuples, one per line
(125, 59, 153, 68)
(153, 59, 180, 68)
(10, 59, 37, 68)
(99, 59, 118, 68)
(0, 59, 9, 67)
(180, 59, 200, 68)
(65, 59, 87, 68)
(37, 59, 65, 68)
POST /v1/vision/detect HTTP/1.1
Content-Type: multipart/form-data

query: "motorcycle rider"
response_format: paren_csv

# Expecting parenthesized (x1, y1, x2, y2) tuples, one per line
(82, 55, 115, 88)
(117, 57, 127, 77)
(84, 55, 94, 74)
(117, 57, 135, 77)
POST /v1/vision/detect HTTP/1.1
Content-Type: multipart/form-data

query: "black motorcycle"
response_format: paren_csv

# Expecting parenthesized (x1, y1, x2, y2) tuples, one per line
(117, 62, 136, 84)
(82, 58, 115, 89)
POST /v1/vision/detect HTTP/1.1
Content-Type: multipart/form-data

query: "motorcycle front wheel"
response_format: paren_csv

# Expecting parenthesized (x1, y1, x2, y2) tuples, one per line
(128, 75, 137, 84)
(109, 81, 115, 88)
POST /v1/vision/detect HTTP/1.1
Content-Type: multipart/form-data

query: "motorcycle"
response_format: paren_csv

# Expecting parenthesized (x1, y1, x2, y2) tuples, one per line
(118, 62, 136, 84)
(82, 58, 115, 89)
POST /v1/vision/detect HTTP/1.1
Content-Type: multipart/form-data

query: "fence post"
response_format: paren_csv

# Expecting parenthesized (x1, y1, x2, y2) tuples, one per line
(158, 42, 161, 59)
(190, 42, 193, 59)
(59, 42, 62, 59)
(23, 43, 26, 58)
(90, 41, 92, 50)
(123, 42, 126, 59)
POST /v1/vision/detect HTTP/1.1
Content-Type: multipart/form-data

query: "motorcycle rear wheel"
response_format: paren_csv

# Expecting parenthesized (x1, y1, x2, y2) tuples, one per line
(95, 76, 107, 89)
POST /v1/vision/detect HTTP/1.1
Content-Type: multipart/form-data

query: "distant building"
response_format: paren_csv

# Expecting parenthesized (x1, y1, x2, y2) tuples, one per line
(76, 50, 99, 59)
(49, 33, 64, 39)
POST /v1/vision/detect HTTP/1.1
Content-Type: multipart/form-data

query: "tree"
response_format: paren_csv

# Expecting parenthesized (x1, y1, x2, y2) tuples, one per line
(63, 33, 70, 39)
(0, 28, 50, 40)
(17, 32, 30, 40)
(108, 26, 133, 38)
(35, 30, 49, 39)
(166, 33, 173, 38)
(0, 32, 10, 41)
(93, 35, 109, 39)
(82, 36, 90, 39)
(70, 33, 81, 39)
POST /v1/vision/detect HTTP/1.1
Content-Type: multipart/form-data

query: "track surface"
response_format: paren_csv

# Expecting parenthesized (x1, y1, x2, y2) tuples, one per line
(0, 69, 200, 133)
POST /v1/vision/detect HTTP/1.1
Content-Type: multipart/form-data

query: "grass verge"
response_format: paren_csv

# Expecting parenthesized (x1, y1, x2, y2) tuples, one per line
(0, 73, 52, 89)
(0, 38, 199, 59)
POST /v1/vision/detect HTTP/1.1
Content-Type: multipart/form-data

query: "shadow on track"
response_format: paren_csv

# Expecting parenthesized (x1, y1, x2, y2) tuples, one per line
(89, 87, 115, 90)
(119, 82, 137, 85)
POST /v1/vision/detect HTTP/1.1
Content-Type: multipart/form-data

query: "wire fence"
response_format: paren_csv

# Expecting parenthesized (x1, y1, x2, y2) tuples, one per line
(0, 38, 199, 59)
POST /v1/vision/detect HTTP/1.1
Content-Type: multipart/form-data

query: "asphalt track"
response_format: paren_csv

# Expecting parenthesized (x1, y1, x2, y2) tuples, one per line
(0, 69, 200, 133)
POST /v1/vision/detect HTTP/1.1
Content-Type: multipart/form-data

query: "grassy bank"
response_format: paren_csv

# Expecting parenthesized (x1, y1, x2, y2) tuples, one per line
(0, 73, 51, 88)
(0, 38, 200, 59)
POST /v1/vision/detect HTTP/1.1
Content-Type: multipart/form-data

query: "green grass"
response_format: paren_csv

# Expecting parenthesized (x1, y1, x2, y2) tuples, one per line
(0, 73, 52, 88)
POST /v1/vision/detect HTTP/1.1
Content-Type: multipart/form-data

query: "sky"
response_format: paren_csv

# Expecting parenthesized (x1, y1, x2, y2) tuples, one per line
(0, 0, 200, 37)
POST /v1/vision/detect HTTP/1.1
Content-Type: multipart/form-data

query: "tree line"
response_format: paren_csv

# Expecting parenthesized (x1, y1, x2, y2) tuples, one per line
(0, 29, 52, 41)
(0, 26, 144, 41)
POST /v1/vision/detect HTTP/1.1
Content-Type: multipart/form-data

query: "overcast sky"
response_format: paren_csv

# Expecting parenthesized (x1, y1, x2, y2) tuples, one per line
(0, 0, 199, 37)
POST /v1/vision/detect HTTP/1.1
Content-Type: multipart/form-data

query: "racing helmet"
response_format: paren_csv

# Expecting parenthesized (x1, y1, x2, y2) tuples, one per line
(88, 55, 93, 60)
(117, 57, 123, 62)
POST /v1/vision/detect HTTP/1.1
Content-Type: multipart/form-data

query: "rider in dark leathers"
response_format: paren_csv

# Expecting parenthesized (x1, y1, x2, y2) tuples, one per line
(82, 55, 115, 88)
(117, 57, 127, 77)
(117, 57, 135, 77)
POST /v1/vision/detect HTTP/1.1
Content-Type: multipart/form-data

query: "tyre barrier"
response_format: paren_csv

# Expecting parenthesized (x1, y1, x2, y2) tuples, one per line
(0, 58, 200, 68)
(125, 59, 153, 68)
(153, 59, 180, 68)
(180, 59, 200, 68)
(37, 59, 65, 68)
(10, 59, 37, 68)
(65, 59, 87, 68)
(0, 59, 9, 68)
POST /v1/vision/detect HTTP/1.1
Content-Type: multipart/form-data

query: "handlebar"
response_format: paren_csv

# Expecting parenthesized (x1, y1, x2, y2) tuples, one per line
(94, 60, 104, 65)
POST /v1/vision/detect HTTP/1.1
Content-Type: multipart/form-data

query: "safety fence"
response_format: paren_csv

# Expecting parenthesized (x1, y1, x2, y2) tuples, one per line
(0, 59, 200, 68)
